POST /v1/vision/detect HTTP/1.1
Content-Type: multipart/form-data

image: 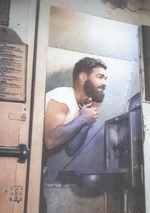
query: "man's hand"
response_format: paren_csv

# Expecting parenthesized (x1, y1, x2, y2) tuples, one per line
(79, 97, 98, 125)
(80, 104, 98, 125)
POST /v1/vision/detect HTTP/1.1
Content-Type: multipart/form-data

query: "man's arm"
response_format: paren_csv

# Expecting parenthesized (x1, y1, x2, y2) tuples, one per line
(43, 99, 98, 150)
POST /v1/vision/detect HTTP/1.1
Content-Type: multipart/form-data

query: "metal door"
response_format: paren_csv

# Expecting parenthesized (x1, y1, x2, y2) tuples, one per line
(0, 0, 37, 212)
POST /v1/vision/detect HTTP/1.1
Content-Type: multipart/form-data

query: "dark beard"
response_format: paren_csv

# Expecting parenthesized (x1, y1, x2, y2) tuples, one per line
(83, 79, 105, 103)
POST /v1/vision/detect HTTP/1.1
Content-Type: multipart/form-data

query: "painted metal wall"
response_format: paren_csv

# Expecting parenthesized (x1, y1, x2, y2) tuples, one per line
(46, 0, 150, 26)
(44, 184, 106, 213)
(42, 6, 144, 213)
(45, 6, 139, 176)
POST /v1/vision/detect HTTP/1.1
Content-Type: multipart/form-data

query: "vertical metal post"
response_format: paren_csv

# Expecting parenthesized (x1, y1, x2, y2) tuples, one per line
(139, 25, 150, 213)
(123, 189, 128, 213)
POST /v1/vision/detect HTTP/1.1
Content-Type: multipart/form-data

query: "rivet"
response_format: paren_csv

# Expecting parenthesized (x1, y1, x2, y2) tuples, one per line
(22, 114, 26, 121)
(132, 137, 137, 142)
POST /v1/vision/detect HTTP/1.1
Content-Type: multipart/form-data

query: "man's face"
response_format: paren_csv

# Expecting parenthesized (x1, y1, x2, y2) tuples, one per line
(83, 67, 107, 103)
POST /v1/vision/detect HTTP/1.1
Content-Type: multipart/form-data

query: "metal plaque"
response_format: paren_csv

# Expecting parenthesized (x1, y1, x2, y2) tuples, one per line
(0, 42, 27, 102)
(9, 186, 23, 203)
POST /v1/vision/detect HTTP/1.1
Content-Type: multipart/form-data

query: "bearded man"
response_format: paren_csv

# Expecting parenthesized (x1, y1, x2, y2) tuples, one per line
(41, 57, 107, 213)
(44, 57, 107, 151)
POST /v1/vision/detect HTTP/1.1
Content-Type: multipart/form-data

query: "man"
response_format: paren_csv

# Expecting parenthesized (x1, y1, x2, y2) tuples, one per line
(40, 57, 107, 213)
(44, 57, 107, 151)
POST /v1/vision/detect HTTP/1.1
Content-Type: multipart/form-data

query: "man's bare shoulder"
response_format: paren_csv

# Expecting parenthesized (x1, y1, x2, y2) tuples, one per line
(46, 99, 69, 115)
(44, 99, 69, 135)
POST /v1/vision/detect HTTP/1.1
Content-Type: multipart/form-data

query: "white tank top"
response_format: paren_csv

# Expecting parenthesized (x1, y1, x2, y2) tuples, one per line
(45, 87, 79, 124)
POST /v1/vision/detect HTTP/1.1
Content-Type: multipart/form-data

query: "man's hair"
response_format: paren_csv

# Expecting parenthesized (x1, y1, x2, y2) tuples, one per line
(73, 57, 107, 83)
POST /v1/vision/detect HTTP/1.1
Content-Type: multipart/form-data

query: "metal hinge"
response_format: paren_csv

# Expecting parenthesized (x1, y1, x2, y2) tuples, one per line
(9, 186, 23, 203)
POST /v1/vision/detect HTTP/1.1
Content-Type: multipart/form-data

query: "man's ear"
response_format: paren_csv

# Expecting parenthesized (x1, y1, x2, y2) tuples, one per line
(79, 72, 87, 83)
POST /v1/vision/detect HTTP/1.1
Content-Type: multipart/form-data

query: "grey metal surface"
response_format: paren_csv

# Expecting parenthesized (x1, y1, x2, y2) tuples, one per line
(105, 113, 130, 171)
(49, 7, 138, 61)
(141, 25, 150, 101)
(0, 0, 10, 26)
(0, 26, 23, 43)
(139, 25, 150, 213)
(47, 0, 107, 17)
(44, 6, 140, 185)
(104, 105, 143, 188)
(44, 185, 105, 213)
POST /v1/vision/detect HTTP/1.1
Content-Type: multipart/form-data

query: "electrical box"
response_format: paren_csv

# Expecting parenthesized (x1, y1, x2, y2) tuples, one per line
(104, 93, 142, 187)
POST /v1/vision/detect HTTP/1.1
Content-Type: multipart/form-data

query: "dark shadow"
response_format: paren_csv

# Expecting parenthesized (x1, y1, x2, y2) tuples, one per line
(46, 68, 73, 92)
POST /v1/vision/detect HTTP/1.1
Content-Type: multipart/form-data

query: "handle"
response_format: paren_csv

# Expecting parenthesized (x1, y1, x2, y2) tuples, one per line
(0, 144, 30, 163)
